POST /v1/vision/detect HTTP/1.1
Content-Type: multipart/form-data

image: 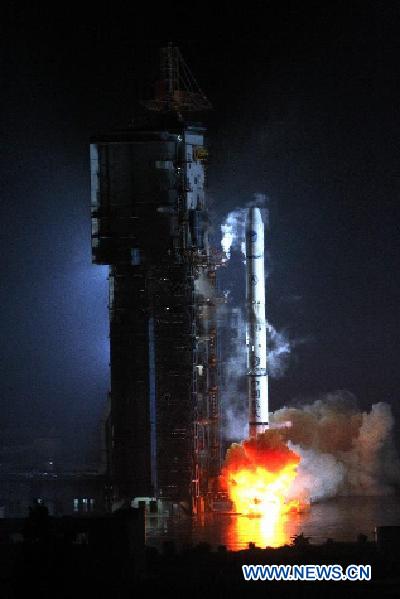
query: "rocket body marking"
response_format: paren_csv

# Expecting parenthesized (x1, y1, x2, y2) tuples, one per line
(245, 207, 269, 438)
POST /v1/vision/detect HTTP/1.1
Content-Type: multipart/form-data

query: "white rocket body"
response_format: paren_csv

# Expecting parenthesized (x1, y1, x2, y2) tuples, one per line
(245, 207, 269, 438)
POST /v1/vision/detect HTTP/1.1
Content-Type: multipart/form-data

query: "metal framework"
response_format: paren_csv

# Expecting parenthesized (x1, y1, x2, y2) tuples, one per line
(144, 44, 212, 115)
(91, 127, 221, 512)
(90, 47, 220, 512)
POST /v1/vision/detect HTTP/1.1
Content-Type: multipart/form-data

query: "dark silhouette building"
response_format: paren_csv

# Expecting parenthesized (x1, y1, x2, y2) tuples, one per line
(90, 46, 221, 511)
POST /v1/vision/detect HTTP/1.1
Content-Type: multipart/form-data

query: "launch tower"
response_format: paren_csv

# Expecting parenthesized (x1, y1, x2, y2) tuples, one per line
(90, 46, 221, 512)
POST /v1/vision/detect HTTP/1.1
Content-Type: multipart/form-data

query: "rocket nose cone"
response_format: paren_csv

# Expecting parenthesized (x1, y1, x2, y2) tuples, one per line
(247, 206, 263, 229)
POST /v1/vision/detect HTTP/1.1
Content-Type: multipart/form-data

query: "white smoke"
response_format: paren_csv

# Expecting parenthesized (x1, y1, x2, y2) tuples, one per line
(267, 321, 291, 377)
(194, 271, 215, 300)
(220, 209, 247, 260)
(287, 447, 346, 503)
(272, 394, 400, 500)
(220, 194, 268, 261)
(221, 308, 248, 440)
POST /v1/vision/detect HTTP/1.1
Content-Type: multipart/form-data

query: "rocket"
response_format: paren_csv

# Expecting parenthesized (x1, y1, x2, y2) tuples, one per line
(246, 206, 269, 438)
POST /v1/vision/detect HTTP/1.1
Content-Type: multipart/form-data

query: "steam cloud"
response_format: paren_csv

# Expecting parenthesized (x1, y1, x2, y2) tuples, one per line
(220, 194, 268, 261)
(273, 392, 400, 500)
(220, 209, 247, 260)
(224, 393, 400, 504)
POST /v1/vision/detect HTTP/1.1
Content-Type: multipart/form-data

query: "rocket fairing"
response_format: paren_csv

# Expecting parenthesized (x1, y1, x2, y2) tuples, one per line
(245, 206, 269, 438)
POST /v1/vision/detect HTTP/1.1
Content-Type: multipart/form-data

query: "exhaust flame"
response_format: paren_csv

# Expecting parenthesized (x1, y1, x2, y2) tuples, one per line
(228, 463, 300, 516)
(222, 431, 305, 517)
(221, 431, 307, 547)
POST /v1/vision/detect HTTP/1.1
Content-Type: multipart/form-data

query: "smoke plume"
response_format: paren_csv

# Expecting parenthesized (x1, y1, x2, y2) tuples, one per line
(222, 392, 400, 509)
(272, 392, 400, 500)
(221, 196, 269, 260)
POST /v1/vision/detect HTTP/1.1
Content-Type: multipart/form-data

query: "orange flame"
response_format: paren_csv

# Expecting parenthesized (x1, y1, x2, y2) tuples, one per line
(228, 462, 300, 515)
(221, 431, 305, 546)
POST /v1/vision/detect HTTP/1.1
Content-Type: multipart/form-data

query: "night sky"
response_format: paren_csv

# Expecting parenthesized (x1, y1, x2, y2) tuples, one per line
(2, 3, 400, 460)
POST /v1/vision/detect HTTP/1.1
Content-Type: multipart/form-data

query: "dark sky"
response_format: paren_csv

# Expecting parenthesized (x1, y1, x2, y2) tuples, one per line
(2, 2, 400, 457)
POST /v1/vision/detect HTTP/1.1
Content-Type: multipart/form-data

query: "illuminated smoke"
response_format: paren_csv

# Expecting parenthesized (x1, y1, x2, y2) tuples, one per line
(194, 271, 215, 299)
(267, 321, 291, 377)
(221, 307, 248, 440)
(220, 209, 246, 260)
(220, 194, 267, 261)
(272, 393, 400, 500)
(223, 394, 400, 512)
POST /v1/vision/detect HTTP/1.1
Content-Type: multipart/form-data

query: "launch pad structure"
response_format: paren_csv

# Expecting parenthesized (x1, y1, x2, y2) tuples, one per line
(90, 46, 222, 513)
